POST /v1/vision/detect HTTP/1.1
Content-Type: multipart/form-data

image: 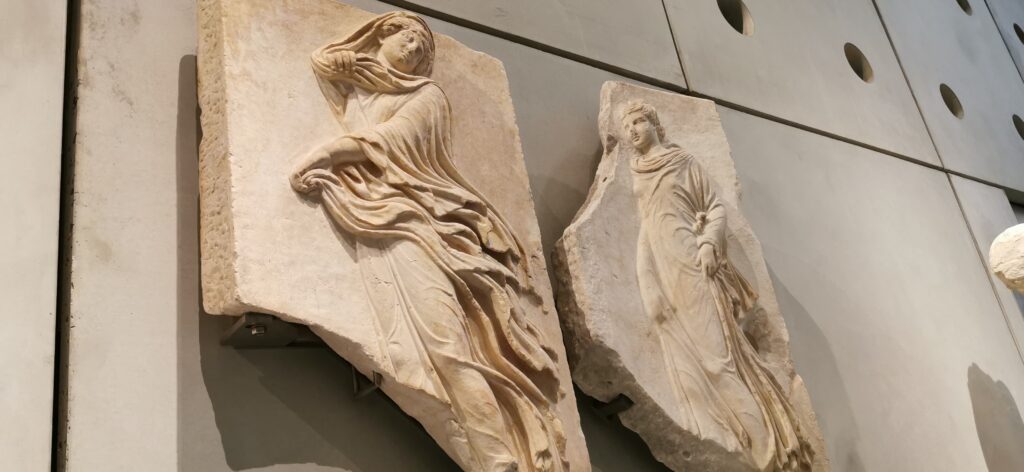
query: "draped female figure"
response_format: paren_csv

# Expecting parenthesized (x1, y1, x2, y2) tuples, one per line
(290, 12, 566, 471)
(622, 100, 813, 471)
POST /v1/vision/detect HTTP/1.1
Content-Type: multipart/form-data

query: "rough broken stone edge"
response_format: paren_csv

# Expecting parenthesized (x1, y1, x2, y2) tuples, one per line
(195, 3, 591, 469)
(553, 81, 830, 471)
(553, 236, 749, 471)
(198, 0, 245, 316)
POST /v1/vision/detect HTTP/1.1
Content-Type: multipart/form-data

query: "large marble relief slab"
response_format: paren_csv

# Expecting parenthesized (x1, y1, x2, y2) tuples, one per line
(554, 82, 827, 471)
(197, 1, 588, 469)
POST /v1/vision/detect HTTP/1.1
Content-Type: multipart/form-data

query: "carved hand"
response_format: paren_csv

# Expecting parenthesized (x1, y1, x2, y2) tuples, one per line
(290, 137, 368, 195)
(697, 243, 719, 277)
(328, 50, 358, 73)
(290, 147, 333, 194)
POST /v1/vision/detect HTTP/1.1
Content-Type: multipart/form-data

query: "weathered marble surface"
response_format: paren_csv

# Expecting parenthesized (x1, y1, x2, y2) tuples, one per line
(991, 224, 1024, 294)
(554, 81, 827, 471)
(197, 1, 588, 470)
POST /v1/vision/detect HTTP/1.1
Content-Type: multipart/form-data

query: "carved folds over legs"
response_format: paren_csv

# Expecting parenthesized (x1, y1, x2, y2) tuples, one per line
(554, 82, 828, 472)
(197, 1, 587, 470)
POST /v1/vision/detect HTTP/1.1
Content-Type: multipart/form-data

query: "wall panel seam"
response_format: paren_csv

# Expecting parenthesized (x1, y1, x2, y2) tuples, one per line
(377, 0, 688, 91)
(659, 0, 690, 90)
(374, 0, 1022, 188)
(946, 174, 1024, 370)
(982, 0, 1024, 85)
(868, 0, 946, 170)
(54, 0, 82, 469)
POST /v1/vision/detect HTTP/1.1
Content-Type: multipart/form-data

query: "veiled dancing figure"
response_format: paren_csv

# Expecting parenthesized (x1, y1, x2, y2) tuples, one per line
(621, 101, 813, 471)
(290, 12, 566, 471)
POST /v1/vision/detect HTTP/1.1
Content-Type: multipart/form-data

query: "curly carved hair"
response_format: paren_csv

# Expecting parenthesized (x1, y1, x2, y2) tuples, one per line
(621, 99, 666, 142)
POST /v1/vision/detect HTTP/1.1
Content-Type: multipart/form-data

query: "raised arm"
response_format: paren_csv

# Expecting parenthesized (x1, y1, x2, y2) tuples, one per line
(310, 45, 357, 122)
(311, 44, 356, 80)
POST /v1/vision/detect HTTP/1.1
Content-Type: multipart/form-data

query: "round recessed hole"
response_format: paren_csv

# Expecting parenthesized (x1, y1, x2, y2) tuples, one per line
(956, 0, 973, 16)
(1015, 23, 1024, 45)
(1014, 115, 1024, 141)
(940, 84, 964, 119)
(718, 0, 754, 36)
(844, 43, 874, 83)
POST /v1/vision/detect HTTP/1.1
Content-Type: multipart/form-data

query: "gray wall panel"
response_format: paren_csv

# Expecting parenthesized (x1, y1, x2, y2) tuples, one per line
(949, 175, 1024, 366)
(665, 0, 937, 165)
(875, 0, 1024, 191)
(385, 0, 685, 87)
(946, 176, 1024, 472)
(720, 106, 1024, 471)
(985, 0, 1024, 82)
(0, 1, 66, 470)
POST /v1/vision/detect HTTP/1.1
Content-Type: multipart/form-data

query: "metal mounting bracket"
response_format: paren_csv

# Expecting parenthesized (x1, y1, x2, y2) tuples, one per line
(593, 394, 634, 419)
(220, 312, 325, 348)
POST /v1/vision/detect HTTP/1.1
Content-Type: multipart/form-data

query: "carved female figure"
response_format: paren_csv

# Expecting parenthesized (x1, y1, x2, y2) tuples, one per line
(290, 12, 565, 472)
(622, 100, 813, 471)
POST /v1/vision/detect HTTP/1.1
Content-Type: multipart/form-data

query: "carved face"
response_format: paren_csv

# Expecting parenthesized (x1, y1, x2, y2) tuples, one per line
(623, 110, 660, 153)
(379, 26, 427, 74)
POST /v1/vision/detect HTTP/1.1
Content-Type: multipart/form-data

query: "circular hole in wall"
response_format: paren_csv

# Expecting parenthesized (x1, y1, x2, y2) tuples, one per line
(844, 43, 874, 83)
(940, 84, 964, 119)
(1015, 23, 1024, 45)
(1014, 115, 1024, 141)
(956, 0, 973, 16)
(717, 0, 754, 36)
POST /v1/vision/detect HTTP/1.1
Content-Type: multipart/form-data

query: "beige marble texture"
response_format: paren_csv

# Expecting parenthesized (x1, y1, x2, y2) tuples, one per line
(197, 0, 587, 470)
(554, 81, 827, 471)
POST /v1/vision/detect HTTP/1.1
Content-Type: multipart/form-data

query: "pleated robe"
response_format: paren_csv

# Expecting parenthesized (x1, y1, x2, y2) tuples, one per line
(299, 30, 567, 471)
(631, 144, 812, 471)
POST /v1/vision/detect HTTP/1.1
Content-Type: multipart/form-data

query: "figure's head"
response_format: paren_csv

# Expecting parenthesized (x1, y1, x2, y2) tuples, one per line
(621, 100, 665, 154)
(376, 14, 434, 75)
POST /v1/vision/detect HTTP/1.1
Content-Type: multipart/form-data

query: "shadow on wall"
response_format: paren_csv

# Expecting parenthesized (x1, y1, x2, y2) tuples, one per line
(767, 267, 865, 472)
(573, 388, 671, 472)
(532, 143, 603, 270)
(174, 54, 459, 471)
(1014, 293, 1024, 325)
(968, 364, 1024, 472)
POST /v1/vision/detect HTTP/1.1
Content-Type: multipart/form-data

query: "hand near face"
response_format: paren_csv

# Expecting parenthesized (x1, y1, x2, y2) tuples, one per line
(329, 50, 357, 74)
(697, 244, 719, 277)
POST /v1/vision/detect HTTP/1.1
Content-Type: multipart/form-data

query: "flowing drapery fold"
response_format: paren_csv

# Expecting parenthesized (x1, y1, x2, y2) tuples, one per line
(632, 144, 812, 471)
(296, 12, 566, 471)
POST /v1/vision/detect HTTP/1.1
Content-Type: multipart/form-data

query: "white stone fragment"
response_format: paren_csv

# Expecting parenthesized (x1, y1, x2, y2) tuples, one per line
(554, 81, 828, 472)
(197, 1, 588, 470)
(990, 224, 1024, 293)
